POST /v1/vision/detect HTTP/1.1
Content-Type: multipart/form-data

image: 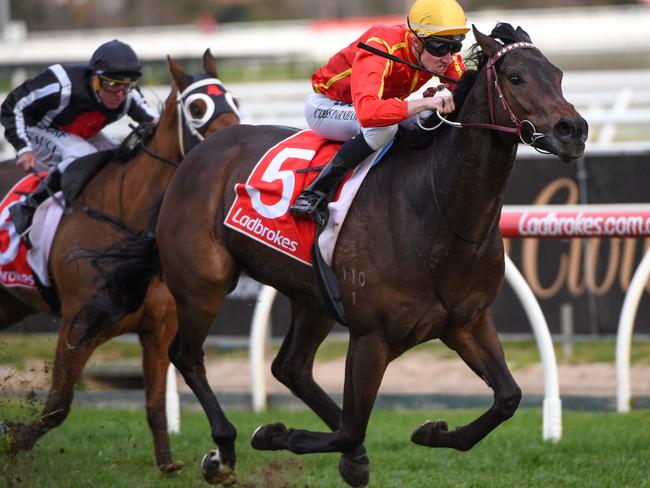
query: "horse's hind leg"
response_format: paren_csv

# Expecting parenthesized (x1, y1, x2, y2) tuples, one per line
(163, 246, 238, 486)
(260, 331, 389, 487)
(252, 302, 369, 486)
(412, 313, 522, 451)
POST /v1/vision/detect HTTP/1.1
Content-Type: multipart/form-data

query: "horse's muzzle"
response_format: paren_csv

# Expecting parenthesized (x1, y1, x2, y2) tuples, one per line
(542, 116, 589, 162)
(553, 116, 589, 144)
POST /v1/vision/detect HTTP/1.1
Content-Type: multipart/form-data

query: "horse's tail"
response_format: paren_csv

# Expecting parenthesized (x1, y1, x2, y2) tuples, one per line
(75, 194, 164, 342)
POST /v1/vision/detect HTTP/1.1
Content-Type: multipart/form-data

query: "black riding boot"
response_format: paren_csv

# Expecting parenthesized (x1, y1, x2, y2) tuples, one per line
(290, 133, 375, 226)
(10, 170, 62, 239)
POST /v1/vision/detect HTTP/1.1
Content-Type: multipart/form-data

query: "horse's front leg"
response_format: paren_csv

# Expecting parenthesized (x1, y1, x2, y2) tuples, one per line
(283, 332, 388, 487)
(5, 319, 96, 453)
(412, 313, 521, 451)
(170, 298, 237, 487)
(139, 309, 183, 473)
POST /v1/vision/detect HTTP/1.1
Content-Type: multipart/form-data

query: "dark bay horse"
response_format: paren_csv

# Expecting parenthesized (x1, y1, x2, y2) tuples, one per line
(0, 50, 239, 472)
(86, 25, 587, 486)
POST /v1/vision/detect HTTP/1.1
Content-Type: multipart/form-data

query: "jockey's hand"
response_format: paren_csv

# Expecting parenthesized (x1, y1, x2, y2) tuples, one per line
(425, 95, 455, 115)
(17, 151, 36, 172)
(407, 95, 456, 118)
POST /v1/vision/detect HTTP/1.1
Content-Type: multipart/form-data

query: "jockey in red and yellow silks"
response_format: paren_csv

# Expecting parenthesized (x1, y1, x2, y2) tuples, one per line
(290, 0, 470, 226)
(312, 24, 466, 128)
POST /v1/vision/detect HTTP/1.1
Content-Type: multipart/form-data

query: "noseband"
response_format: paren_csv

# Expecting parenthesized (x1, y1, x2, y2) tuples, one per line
(422, 41, 547, 147)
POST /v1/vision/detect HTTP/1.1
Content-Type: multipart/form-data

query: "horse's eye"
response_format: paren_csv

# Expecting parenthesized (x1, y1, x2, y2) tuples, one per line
(508, 73, 523, 85)
(189, 102, 205, 118)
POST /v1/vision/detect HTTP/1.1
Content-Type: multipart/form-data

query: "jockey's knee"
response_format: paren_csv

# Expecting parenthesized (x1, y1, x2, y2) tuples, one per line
(362, 124, 398, 150)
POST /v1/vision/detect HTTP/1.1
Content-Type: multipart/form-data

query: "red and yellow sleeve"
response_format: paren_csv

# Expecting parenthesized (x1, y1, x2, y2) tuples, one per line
(350, 40, 409, 128)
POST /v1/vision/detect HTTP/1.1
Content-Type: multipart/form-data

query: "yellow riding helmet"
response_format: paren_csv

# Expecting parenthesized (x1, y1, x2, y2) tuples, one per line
(407, 0, 470, 37)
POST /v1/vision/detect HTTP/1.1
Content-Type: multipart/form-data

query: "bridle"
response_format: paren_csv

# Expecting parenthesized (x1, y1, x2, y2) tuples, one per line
(420, 42, 548, 149)
(176, 77, 240, 157)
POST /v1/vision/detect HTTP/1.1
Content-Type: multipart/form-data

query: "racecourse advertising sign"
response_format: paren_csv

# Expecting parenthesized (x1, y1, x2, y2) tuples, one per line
(493, 150, 650, 335)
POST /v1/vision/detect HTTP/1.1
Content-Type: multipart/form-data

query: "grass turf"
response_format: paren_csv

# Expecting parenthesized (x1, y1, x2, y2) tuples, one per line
(1, 404, 649, 487)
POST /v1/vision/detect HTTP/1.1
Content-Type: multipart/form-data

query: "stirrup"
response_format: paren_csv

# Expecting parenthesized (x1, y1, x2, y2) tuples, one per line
(9, 204, 36, 248)
(289, 191, 327, 216)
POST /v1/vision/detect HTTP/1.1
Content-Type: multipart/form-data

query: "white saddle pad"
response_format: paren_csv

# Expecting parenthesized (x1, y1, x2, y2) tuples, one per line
(26, 193, 65, 287)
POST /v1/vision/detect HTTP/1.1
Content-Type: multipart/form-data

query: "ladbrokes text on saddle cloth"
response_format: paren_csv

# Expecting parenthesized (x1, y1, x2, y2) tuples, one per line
(0, 174, 45, 288)
(225, 130, 340, 265)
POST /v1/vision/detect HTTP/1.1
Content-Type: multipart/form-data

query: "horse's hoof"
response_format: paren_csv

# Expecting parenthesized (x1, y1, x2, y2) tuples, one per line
(2, 422, 35, 453)
(251, 423, 289, 451)
(411, 420, 449, 447)
(159, 460, 185, 473)
(338, 445, 369, 487)
(201, 449, 236, 486)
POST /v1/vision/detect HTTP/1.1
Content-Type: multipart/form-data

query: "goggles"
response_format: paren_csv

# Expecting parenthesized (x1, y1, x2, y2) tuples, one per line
(423, 38, 462, 57)
(98, 75, 136, 93)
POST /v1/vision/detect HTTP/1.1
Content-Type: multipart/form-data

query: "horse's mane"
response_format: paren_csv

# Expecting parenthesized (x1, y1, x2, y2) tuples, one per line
(399, 23, 532, 150)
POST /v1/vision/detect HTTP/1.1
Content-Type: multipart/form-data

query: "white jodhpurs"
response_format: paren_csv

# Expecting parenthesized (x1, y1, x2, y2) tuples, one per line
(304, 93, 397, 151)
(25, 126, 118, 173)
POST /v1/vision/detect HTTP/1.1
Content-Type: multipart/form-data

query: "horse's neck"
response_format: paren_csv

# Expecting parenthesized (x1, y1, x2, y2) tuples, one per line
(120, 114, 180, 220)
(430, 84, 518, 242)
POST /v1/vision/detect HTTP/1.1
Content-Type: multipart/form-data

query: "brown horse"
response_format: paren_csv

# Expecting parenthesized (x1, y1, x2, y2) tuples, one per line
(86, 25, 587, 486)
(0, 50, 239, 472)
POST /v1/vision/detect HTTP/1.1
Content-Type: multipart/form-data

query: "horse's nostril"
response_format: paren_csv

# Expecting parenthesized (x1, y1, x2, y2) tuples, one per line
(553, 117, 589, 142)
(553, 119, 574, 140)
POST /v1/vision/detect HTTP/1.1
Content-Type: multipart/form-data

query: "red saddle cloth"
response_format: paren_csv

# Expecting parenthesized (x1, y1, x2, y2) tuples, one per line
(0, 173, 46, 288)
(225, 130, 341, 265)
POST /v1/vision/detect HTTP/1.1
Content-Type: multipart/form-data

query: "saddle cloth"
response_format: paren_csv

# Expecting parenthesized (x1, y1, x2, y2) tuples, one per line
(0, 174, 63, 289)
(224, 129, 390, 265)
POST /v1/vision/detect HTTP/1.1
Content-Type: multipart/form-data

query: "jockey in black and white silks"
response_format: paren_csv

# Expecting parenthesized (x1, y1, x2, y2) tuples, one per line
(0, 39, 159, 238)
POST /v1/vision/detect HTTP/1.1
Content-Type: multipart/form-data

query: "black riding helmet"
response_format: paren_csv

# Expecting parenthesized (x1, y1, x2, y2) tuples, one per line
(89, 39, 142, 82)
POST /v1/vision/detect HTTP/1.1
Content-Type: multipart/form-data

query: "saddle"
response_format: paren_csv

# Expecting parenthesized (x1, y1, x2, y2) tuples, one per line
(60, 150, 114, 204)
(60, 123, 156, 204)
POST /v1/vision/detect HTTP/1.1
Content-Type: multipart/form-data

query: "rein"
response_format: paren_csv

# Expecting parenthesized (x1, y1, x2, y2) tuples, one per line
(139, 143, 179, 167)
(425, 42, 547, 148)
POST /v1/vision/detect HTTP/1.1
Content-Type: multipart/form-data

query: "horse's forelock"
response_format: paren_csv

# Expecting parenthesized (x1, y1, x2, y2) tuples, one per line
(454, 23, 533, 107)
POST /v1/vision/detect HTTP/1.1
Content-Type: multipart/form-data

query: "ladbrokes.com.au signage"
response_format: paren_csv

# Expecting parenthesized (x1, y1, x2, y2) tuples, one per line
(494, 150, 650, 335)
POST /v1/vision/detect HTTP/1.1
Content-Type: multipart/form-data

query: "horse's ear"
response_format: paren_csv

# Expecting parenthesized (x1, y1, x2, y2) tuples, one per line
(203, 48, 218, 78)
(516, 26, 532, 43)
(472, 24, 501, 57)
(167, 55, 193, 93)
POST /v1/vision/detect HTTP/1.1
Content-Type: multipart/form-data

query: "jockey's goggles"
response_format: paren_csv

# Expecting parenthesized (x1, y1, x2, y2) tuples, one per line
(423, 38, 462, 57)
(98, 75, 136, 93)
